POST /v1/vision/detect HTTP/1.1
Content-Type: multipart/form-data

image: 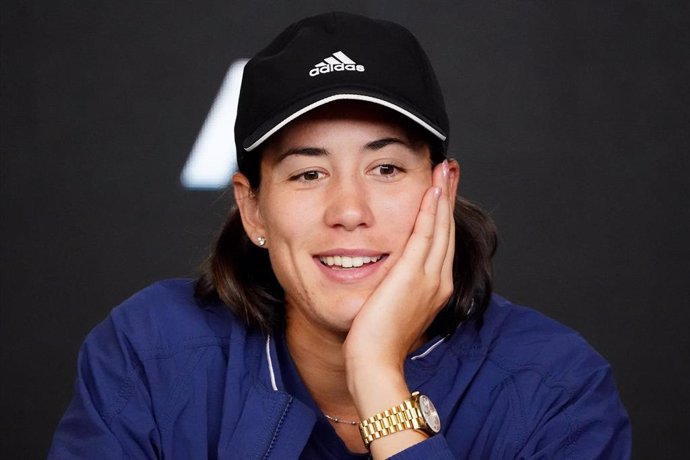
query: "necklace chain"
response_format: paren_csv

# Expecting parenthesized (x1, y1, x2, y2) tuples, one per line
(324, 413, 359, 425)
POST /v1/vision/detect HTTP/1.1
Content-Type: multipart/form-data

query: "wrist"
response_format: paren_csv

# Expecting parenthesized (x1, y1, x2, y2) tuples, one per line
(343, 340, 406, 392)
(346, 364, 408, 417)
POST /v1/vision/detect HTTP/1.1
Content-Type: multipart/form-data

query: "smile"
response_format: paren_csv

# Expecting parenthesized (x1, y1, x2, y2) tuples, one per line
(318, 255, 383, 269)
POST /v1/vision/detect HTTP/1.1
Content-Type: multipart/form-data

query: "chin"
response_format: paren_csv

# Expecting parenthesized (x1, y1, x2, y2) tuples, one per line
(325, 295, 367, 332)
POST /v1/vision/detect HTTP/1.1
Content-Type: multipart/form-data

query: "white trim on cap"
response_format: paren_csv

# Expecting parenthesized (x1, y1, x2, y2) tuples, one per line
(244, 94, 447, 152)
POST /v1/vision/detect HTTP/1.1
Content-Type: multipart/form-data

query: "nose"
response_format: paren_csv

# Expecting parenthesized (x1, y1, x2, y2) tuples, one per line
(323, 178, 374, 231)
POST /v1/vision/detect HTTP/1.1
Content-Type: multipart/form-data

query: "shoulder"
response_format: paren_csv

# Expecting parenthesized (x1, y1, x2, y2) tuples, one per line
(85, 279, 250, 360)
(466, 295, 630, 457)
(75, 279, 262, 419)
(479, 295, 611, 382)
(52, 281, 268, 455)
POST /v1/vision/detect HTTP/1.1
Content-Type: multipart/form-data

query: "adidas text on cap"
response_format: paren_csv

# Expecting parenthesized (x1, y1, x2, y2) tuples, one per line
(234, 12, 449, 171)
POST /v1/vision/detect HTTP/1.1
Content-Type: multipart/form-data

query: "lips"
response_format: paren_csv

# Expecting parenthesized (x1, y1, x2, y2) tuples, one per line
(318, 255, 383, 268)
(314, 251, 388, 282)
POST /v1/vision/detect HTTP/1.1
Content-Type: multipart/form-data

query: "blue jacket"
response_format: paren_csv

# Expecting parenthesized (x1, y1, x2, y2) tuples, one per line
(49, 280, 631, 459)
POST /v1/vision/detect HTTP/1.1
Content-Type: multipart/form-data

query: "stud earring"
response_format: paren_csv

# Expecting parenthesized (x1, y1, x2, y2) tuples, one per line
(257, 236, 266, 247)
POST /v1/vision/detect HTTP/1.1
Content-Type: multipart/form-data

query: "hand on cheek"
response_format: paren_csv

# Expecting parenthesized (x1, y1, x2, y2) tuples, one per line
(343, 159, 457, 457)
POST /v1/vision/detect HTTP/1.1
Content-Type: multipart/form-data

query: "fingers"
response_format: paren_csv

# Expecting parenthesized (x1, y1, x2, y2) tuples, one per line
(398, 185, 440, 268)
(401, 160, 454, 278)
(440, 206, 455, 281)
(439, 159, 457, 283)
(425, 161, 453, 275)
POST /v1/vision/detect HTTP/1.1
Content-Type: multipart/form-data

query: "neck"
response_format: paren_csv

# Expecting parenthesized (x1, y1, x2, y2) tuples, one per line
(284, 313, 360, 421)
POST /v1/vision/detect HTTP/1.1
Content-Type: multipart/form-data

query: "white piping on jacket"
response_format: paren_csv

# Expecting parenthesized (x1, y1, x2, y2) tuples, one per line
(410, 336, 446, 360)
(266, 336, 278, 391)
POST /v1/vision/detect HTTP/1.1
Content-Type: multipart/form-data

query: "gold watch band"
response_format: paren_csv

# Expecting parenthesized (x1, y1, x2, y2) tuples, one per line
(358, 392, 428, 449)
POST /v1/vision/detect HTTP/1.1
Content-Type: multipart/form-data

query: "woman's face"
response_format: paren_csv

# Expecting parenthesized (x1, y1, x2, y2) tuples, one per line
(236, 102, 436, 336)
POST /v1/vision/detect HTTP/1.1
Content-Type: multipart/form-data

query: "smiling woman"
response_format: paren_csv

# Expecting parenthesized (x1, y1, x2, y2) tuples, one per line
(198, 101, 494, 343)
(49, 12, 631, 460)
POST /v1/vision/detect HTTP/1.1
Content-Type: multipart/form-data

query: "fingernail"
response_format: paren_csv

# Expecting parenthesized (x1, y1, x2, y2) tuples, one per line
(433, 186, 442, 198)
(442, 160, 449, 179)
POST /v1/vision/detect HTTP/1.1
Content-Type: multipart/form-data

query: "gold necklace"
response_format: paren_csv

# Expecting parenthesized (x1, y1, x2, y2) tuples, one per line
(324, 414, 359, 426)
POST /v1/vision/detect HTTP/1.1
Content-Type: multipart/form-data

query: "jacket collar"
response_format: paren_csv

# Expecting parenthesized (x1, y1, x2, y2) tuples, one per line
(217, 331, 316, 459)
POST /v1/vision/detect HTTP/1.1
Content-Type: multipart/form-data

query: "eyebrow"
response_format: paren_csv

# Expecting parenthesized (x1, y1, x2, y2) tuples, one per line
(365, 137, 410, 150)
(272, 136, 414, 165)
(273, 147, 329, 165)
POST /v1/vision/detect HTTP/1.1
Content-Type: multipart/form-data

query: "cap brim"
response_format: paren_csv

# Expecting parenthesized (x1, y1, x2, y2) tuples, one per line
(243, 91, 447, 152)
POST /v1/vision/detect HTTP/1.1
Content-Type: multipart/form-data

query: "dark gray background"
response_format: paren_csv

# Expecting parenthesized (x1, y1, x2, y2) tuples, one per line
(2, 1, 688, 458)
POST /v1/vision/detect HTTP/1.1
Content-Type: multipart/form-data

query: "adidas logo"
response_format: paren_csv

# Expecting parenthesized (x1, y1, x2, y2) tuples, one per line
(309, 51, 365, 77)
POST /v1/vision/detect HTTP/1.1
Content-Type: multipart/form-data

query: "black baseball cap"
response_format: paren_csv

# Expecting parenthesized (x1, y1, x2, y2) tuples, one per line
(234, 12, 449, 171)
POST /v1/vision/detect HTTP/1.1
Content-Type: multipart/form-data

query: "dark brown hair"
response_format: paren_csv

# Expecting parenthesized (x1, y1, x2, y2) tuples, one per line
(195, 124, 497, 338)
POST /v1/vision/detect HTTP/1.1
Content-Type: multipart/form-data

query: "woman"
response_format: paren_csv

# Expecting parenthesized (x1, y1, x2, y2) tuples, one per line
(50, 12, 631, 459)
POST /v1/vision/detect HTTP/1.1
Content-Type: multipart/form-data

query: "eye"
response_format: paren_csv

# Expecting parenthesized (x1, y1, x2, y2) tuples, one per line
(371, 163, 404, 178)
(289, 170, 326, 182)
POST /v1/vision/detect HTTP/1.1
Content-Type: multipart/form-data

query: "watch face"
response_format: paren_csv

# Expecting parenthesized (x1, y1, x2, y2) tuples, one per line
(419, 395, 441, 433)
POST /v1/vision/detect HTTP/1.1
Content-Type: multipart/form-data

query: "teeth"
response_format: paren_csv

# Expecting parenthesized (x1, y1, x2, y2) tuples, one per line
(319, 255, 382, 268)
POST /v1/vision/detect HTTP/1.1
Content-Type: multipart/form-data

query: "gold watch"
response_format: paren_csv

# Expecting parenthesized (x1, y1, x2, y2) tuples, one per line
(358, 391, 441, 449)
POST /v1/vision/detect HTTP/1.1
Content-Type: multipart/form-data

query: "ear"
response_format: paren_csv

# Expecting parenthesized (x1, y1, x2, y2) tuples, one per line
(232, 172, 266, 247)
(447, 159, 461, 203)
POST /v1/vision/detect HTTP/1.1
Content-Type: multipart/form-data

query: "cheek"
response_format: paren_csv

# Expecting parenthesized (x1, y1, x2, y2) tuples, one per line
(262, 205, 314, 297)
(261, 198, 324, 310)
(376, 184, 428, 234)
(260, 191, 322, 274)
